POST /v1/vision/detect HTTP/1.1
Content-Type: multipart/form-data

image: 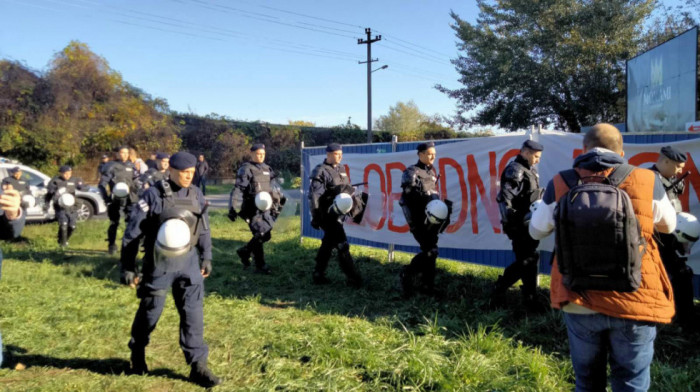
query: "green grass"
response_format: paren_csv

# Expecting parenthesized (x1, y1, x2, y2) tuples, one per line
(1, 212, 699, 391)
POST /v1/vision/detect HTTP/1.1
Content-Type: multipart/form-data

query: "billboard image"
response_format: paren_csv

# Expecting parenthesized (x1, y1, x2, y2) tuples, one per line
(627, 27, 698, 133)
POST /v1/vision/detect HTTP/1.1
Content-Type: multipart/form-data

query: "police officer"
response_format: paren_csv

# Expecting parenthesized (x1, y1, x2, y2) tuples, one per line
(399, 142, 451, 297)
(651, 145, 696, 327)
(100, 146, 138, 254)
(45, 166, 85, 248)
(228, 143, 285, 274)
(136, 153, 170, 196)
(493, 139, 544, 309)
(309, 143, 364, 287)
(96, 154, 110, 182)
(1, 167, 28, 195)
(120, 151, 220, 387)
(1, 167, 32, 210)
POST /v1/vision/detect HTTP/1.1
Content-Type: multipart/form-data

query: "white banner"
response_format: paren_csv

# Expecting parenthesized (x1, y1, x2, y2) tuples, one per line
(308, 131, 700, 270)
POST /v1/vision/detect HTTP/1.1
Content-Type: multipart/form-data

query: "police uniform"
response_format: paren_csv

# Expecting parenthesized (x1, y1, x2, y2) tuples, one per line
(399, 142, 445, 296)
(308, 143, 363, 287)
(229, 144, 284, 274)
(1, 168, 28, 195)
(494, 140, 544, 305)
(2, 168, 30, 209)
(651, 146, 695, 326)
(45, 166, 85, 246)
(136, 153, 170, 196)
(120, 151, 219, 387)
(99, 158, 138, 253)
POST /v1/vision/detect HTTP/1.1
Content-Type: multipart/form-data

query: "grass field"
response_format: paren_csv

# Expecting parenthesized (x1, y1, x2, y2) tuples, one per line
(1, 212, 699, 391)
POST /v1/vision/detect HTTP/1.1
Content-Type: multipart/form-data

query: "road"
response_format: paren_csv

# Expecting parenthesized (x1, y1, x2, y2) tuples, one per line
(204, 189, 300, 209)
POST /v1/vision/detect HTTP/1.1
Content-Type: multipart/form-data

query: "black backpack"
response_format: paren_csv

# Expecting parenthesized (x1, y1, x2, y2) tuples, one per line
(554, 164, 645, 292)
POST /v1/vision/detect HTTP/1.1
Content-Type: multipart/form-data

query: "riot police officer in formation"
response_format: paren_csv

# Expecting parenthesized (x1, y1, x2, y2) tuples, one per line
(399, 142, 452, 297)
(308, 143, 365, 287)
(136, 152, 170, 195)
(99, 146, 139, 254)
(651, 146, 696, 327)
(228, 143, 285, 274)
(493, 139, 544, 310)
(45, 166, 85, 248)
(120, 151, 220, 388)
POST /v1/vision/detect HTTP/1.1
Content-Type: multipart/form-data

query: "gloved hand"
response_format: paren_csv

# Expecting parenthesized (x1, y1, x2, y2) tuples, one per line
(200, 259, 212, 278)
(280, 195, 287, 206)
(227, 207, 237, 222)
(121, 270, 139, 287)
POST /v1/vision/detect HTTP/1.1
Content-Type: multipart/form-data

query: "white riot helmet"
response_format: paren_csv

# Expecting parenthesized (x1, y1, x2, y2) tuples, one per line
(674, 212, 700, 243)
(255, 191, 273, 211)
(331, 193, 354, 215)
(425, 199, 449, 225)
(155, 219, 192, 258)
(530, 199, 543, 214)
(112, 182, 130, 198)
(21, 194, 36, 208)
(58, 193, 75, 208)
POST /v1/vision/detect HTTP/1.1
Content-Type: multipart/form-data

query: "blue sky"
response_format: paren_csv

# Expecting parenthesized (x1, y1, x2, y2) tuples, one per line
(0, 0, 480, 127)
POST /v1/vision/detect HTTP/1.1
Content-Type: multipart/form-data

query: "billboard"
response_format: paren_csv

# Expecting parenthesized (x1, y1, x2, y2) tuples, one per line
(627, 27, 698, 133)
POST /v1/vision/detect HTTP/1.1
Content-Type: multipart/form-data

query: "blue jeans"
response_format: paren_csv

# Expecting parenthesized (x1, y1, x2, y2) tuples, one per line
(563, 312, 657, 392)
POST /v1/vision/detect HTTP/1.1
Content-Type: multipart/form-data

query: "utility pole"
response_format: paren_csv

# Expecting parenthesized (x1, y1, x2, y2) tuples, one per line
(358, 27, 381, 143)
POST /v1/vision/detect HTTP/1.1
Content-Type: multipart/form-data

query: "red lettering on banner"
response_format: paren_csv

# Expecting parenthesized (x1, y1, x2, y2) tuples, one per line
(386, 162, 409, 233)
(489, 152, 502, 234)
(680, 154, 700, 211)
(363, 164, 386, 230)
(498, 149, 520, 176)
(628, 152, 658, 167)
(437, 157, 469, 233)
(467, 154, 502, 234)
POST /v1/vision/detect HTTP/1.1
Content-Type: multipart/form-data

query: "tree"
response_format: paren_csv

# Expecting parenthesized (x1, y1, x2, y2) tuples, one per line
(374, 100, 428, 134)
(288, 120, 315, 127)
(439, 0, 657, 132)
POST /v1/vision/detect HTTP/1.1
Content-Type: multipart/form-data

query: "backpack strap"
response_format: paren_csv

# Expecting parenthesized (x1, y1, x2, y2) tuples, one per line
(607, 164, 635, 187)
(559, 169, 580, 190)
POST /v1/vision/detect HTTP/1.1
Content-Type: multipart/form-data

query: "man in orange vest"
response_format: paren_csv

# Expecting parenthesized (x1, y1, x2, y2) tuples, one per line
(529, 123, 676, 391)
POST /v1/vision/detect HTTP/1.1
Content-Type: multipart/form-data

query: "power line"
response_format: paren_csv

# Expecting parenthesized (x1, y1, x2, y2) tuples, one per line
(233, 0, 365, 29)
(377, 42, 451, 66)
(375, 30, 454, 58)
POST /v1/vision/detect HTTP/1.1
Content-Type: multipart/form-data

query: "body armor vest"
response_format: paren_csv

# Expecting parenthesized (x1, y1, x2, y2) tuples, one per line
(247, 163, 273, 195)
(154, 181, 204, 272)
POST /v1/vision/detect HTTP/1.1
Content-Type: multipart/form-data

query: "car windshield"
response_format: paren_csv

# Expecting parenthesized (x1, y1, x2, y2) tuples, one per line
(20, 169, 46, 187)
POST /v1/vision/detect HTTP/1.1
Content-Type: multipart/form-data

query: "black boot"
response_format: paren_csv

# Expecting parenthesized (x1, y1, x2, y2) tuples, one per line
(399, 266, 415, 298)
(129, 344, 148, 375)
(312, 270, 331, 285)
(236, 246, 251, 268)
(338, 246, 361, 288)
(189, 359, 221, 388)
(489, 275, 508, 308)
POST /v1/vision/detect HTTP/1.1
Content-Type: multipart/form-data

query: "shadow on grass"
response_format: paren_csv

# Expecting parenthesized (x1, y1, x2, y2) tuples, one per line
(1, 345, 189, 382)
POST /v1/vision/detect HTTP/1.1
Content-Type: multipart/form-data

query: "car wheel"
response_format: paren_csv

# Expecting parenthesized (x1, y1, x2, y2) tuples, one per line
(75, 198, 95, 222)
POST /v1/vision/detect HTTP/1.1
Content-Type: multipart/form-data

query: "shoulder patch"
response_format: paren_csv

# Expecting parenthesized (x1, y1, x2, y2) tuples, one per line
(138, 199, 149, 212)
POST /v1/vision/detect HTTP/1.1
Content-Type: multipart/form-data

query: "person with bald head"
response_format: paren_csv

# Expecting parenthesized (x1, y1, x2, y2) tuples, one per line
(529, 123, 677, 391)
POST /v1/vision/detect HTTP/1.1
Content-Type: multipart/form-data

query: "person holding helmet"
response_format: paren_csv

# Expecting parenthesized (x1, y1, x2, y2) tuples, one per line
(399, 142, 452, 297)
(308, 143, 365, 287)
(228, 143, 285, 274)
(120, 151, 220, 388)
(100, 146, 139, 255)
(44, 166, 85, 248)
(493, 139, 545, 310)
(136, 152, 170, 196)
(650, 145, 697, 328)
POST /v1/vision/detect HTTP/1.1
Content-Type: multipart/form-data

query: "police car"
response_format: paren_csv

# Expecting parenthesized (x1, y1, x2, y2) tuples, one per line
(0, 157, 107, 222)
